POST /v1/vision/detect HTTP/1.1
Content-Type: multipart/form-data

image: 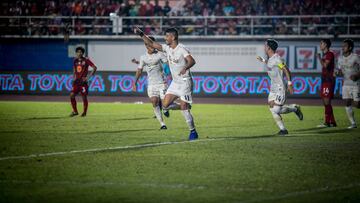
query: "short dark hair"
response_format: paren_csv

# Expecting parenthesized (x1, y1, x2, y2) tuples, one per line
(266, 39, 278, 51)
(75, 46, 85, 54)
(343, 39, 354, 52)
(148, 36, 156, 41)
(165, 27, 178, 40)
(320, 39, 331, 48)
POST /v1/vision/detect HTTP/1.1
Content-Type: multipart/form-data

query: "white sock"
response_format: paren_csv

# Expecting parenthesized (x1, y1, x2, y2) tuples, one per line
(345, 106, 356, 125)
(270, 106, 286, 130)
(181, 110, 195, 131)
(280, 104, 297, 114)
(164, 102, 181, 110)
(154, 106, 165, 126)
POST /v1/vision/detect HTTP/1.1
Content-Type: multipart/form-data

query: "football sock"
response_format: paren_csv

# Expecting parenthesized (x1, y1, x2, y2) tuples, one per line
(83, 97, 88, 114)
(325, 104, 336, 124)
(71, 97, 78, 113)
(280, 104, 297, 114)
(270, 106, 286, 130)
(345, 106, 355, 125)
(181, 110, 195, 131)
(154, 106, 165, 126)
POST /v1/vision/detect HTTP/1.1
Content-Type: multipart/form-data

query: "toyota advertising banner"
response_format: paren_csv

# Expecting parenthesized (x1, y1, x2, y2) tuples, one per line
(0, 71, 343, 98)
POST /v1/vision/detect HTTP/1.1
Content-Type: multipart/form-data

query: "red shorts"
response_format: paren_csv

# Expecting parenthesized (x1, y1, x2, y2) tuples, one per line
(320, 82, 334, 99)
(71, 83, 88, 96)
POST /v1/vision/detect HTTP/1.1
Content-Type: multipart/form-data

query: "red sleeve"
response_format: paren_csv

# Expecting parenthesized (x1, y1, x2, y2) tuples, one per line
(86, 58, 95, 67)
(324, 52, 334, 61)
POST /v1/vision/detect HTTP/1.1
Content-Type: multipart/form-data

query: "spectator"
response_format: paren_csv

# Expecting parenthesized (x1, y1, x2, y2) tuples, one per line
(128, 1, 140, 16)
(153, 0, 163, 16)
(223, 1, 234, 16)
(74, 19, 86, 35)
(0, 0, 358, 36)
(162, 0, 171, 16)
(139, 0, 154, 16)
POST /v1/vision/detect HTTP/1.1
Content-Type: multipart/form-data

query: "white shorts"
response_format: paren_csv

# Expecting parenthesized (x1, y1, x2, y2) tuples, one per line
(342, 85, 360, 101)
(268, 90, 286, 105)
(147, 83, 167, 99)
(166, 79, 193, 103)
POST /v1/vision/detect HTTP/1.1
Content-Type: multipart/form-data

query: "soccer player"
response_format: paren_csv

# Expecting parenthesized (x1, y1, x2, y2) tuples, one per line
(132, 36, 169, 130)
(337, 39, 360, 128)
(134, 27, 199, 140)
(70, 46, 97, 117)
(317, 39, 337, 127)
(257, 39, 303, 135)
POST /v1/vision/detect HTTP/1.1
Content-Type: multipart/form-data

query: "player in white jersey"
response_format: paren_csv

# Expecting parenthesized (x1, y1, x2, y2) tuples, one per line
(132, 36, 169, 130)
(336, 39, 360, 129)
(134, 27, 198, 140)
(257, 39, 303, 135)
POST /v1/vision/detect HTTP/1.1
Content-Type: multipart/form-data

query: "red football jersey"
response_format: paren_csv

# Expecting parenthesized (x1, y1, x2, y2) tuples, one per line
(73, 57, 95, 81)
(321, 51, 335, 83)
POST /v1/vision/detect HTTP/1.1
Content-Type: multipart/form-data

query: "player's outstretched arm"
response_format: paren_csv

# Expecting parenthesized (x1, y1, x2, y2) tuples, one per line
(133, 26, 162, 51)
(131, 58, 139, 65)
(256, 56, 268, 64)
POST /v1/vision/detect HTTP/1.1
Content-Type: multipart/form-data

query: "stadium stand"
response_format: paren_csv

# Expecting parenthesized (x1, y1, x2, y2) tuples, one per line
(0, 0, 359, 36)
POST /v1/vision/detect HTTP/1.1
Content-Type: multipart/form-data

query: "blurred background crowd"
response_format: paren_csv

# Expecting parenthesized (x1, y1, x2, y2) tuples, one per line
(1, 0, 359, 36)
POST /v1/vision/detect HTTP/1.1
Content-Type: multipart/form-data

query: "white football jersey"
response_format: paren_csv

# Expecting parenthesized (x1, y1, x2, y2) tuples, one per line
(138, 51, 167, 86)
(338, 53, 360, 87)
(161, 43, 192, 83)
(266, 53, 286, 91)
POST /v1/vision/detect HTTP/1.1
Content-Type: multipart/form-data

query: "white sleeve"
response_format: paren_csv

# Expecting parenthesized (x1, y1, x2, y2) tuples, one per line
(180, 46, 191, 58)
(138, 56, 144, 70)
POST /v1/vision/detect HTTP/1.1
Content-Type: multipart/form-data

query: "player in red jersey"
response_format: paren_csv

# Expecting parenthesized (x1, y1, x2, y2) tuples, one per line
(70, 47, 97, 117)
(317, 39, 337, 127)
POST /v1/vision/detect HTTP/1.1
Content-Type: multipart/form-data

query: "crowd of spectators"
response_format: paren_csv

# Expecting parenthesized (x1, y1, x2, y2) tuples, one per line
(1, 0, 359, 36)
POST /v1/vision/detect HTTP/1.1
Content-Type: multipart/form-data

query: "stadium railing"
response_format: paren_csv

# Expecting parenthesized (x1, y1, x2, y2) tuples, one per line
(0, 15, 359, 39)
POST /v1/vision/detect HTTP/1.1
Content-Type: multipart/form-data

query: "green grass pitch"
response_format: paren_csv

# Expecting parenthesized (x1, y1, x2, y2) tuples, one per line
(0, 101, 359, 203)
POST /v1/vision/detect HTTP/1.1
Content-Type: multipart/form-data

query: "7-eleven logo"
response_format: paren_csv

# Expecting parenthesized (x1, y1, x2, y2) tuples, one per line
(299, 50, 313, 69)
(296, 47, 316, 70)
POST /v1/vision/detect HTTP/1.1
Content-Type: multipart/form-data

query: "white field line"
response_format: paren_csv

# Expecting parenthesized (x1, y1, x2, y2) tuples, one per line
(0, 133, 318, 162)
(0, 179, 272, 192)
(244, 182, 360, 203)
(0, 179, 207, 190)
(0, 137, 236, 161)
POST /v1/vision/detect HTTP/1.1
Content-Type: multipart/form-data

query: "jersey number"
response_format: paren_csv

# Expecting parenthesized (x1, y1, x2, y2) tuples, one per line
(276, 95, 283, 102)
(323, 87, 330, 95)
(184, 95, 191, 101)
